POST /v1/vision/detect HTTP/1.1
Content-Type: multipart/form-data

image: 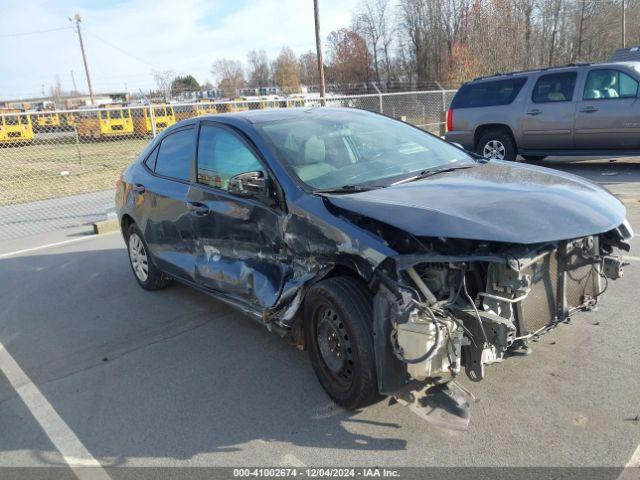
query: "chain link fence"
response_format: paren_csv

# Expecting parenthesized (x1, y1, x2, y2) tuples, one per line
(0, 90, 456, 242)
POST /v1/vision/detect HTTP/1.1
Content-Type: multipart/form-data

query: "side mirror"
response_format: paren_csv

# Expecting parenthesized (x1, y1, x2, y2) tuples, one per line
(228, 170, 267, 199)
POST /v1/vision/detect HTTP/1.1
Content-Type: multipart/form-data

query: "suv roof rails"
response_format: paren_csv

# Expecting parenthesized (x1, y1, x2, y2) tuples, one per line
(472, 63, 593, 82)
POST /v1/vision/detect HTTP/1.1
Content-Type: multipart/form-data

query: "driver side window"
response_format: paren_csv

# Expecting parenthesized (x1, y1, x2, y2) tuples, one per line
(583, 69, 639, 100)
(197, 124, 264, 191)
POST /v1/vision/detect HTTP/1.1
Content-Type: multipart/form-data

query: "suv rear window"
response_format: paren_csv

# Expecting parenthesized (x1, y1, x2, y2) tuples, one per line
(450, 77, 527, 109)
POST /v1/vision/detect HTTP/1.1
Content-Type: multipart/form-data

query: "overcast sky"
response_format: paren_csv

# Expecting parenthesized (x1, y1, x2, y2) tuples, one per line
(0, 0, 359, 100)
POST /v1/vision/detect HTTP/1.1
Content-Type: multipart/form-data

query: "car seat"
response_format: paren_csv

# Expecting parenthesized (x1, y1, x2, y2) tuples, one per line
(294, 136, 337, 183)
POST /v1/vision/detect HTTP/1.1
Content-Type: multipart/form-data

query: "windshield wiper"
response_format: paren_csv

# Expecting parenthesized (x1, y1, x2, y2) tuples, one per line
(391, 164, 476, 186)
(314, 184, 384, 194)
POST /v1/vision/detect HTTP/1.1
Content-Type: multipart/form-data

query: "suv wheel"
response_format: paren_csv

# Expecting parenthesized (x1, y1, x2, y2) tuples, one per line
(126, 224, 170, 290)
(304, 276, 379, 410)
(476, 130, 517, 161)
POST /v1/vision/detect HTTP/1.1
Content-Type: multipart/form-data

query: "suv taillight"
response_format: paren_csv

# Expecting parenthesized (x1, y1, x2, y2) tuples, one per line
(446, 109, 453, 132)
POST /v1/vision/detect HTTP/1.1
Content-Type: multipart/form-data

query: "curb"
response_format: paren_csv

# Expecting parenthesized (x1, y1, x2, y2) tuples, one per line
(92, 219, 119, 235)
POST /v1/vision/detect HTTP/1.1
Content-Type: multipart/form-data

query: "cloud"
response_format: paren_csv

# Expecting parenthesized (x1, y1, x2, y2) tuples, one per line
(0, 0, 359, 99)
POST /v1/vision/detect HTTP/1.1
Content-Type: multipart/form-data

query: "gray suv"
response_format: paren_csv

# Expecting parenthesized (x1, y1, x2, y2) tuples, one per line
(445, 61, 640, 161)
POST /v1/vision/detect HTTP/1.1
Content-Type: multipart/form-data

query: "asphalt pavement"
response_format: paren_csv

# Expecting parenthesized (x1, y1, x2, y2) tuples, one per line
(0, 159, 639, 475)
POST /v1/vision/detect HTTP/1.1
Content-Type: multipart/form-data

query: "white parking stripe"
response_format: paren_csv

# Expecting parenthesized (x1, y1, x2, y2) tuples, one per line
(624, 256, 640, 262)
(617, 443, 640, 479)
(280, 453, 307, 467)
(626, 443, 640, 467)
(0, 341, 111, 480)
(0, 231, 118, 260)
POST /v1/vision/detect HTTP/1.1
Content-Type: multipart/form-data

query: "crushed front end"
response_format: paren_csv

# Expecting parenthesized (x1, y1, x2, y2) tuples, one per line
(371, 221, 633, 426)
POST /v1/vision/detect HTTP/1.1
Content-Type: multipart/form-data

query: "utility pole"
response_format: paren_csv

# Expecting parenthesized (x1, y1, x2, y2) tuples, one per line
(70, 14, 95, 105)
(313, 0, 326, 104)
(622, 0, 626, 48)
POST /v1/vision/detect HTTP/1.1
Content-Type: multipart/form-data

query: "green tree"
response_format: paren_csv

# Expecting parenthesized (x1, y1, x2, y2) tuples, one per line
(171, 75, 201, 94)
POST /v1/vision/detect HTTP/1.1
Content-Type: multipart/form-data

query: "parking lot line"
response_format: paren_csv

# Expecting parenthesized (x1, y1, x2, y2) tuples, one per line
(624, 256, 640, 263)
(0, 341, 111, 480)
(0, 231, 119, 260)
(618, 443, 640, 479)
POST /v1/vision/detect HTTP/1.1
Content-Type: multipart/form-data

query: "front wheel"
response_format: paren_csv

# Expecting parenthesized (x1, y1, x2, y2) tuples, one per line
(126, 224, 170, 290)
(304, 277, 379, 410)
(476, 130, 517, 161)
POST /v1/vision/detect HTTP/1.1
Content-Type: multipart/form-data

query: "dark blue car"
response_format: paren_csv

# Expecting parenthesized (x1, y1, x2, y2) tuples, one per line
(116, 108, 631, 420)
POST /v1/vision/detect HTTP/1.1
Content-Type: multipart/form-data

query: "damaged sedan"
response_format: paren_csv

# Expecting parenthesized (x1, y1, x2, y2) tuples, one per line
(116, 108, 632, 425)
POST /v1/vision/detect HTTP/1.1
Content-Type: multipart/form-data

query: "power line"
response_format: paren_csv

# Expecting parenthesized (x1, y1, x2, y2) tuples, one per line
(84, 29, 158, 69)
(0, 26, 73, 38)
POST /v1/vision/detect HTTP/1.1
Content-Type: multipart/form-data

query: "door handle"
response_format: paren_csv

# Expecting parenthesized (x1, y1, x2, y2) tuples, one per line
(187, 202, 210, 216)
(132, 183, 145, 193)
(526, 109, 542, 116)
(580, 106, 598, 113)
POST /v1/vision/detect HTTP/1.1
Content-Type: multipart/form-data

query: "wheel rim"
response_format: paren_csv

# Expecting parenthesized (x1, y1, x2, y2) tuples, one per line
(128, 233, 149, 282)
(482, 140, 506, 160)
(316, 307, 354, 386)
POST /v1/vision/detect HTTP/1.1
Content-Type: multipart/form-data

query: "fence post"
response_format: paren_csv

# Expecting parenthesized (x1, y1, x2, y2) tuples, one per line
(149, 104, 157, 138)
(139, 89, 157, 138)
(371, 82, 383, 114)
(435, 81, 447, 137)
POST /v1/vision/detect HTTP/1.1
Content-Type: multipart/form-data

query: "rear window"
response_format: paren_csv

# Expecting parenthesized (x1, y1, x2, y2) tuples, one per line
(450, 77, 527, 109)
(154, 128, 194, 181)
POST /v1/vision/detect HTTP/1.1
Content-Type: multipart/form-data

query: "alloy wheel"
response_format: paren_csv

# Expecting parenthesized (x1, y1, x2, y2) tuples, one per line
(482, 140, 506, 160)
(128, 233, 149, 282)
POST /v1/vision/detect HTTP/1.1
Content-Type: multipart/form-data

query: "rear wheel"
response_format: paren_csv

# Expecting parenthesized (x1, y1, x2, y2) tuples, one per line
(304, 277, 379, 410)
(476, 130, 517, 161)
(126, 224, 170, 290)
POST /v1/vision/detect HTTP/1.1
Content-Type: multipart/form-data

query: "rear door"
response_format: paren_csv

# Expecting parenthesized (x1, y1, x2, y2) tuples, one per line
(141, 126, 198, 282)
(574, 68, 640, 149)
(186, 122, 289, 310)
(520, 71, 578, 150)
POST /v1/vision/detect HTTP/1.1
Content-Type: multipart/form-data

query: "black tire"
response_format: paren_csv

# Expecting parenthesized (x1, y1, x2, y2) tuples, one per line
(476, 129, 517, 161)
(521, 155, 546, 162)
(304, 276, 379, 410)
(126, 223, 170, 291)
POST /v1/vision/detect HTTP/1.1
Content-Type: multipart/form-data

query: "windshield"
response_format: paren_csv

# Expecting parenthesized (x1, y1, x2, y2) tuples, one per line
(256, 109, 473, 190)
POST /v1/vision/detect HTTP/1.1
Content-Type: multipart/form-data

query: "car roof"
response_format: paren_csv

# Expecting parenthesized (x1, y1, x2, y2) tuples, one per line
(470, 61, 640, 83)
(177, 106, 374, 127)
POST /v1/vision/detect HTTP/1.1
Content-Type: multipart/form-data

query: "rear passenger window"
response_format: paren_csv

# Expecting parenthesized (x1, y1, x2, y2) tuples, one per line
(154, 128, 193, 181)
(532, 72, 577, 103)
(583, 69, 639, 100)
(450, 78, 527, 109)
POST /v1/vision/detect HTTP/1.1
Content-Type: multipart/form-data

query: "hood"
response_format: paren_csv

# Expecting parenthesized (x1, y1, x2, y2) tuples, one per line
(326, 161, 626, 244)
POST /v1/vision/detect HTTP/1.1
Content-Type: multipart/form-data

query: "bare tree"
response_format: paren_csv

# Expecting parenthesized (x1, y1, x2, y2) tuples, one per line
(247, 50, 270, 89)
(152, 69, 176, 102)
(210, 59, 245, 98)
(299, 51, 320, 86)
(354, 0, 388, 84)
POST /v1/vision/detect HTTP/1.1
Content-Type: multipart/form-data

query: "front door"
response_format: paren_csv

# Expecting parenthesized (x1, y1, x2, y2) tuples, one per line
(141, 126, 197, 282)
(520, 71, 578, 150)
(574, 68, 640, 149)
(186, 122, 289, 310)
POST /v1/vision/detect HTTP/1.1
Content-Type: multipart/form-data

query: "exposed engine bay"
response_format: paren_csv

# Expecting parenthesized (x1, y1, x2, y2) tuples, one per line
(364, 219, 633, 427)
